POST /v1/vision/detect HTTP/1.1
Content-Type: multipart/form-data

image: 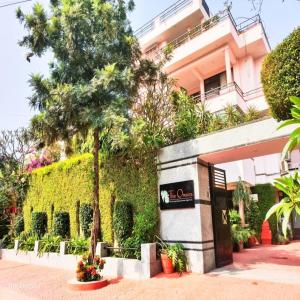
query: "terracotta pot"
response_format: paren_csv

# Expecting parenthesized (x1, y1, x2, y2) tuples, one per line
(161, 253, 174, 274)
(248, 236, 256, 247)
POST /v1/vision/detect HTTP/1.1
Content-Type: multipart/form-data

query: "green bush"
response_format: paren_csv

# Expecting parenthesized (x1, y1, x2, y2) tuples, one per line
(229, 209, 241, 225)
(67, 237, 89, 255)
(79, 204, 93, 239)
(123, 201, 158, 259)
(18, 232, 37, 252)
(251, 184, 277, 240)
(53, 212, 70, 238)
(113, 201, 133, 245)
(246, 201, 260, 237)
(15, 215, 24, 236)
(38, 234, 62, 256)
(261, 27, 300, 120)
(31, 212, 47, 238)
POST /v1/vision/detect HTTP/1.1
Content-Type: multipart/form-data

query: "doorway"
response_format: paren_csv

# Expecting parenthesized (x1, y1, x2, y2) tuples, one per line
(209, 165, 233, 268)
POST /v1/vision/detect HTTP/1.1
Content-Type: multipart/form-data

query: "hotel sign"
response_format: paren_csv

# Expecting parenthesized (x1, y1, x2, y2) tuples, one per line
(160, 180, 195, 210)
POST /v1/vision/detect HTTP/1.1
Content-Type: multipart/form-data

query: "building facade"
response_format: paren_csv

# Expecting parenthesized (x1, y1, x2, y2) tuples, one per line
(136, 0, 300, 237)
(136, 0, 300, 189)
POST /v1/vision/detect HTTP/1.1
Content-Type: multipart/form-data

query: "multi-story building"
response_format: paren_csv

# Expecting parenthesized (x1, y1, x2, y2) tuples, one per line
(136, 0, 300, 237)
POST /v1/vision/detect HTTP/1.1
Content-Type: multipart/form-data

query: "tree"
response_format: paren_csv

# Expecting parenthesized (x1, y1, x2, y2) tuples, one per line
(131, 54, 175, 149)
(17, 0, 140, 259)
(261, 27, 300, 121)
(232, 177, 251, 227)
(0, 129, 33, 238)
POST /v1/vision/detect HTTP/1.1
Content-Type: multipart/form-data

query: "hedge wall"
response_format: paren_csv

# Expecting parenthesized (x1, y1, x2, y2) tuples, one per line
(23, 153, 158, 244)
(251, 183, 277, 240)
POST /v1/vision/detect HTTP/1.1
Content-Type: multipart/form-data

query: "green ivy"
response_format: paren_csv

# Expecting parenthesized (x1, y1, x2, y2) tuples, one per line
(113, 201, 133, 245)
(23, 152, 158, 246)
(251, 184, 278, 240)
(246, 201, 261, 238)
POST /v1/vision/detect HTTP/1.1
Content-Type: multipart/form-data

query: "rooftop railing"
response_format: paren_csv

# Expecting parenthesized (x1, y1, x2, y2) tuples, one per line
(135, 0, 194, 38)
(163, 10, 265, 53)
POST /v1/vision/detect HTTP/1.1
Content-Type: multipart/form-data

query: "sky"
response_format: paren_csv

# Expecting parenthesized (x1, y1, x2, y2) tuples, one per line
(0, 0, 299, 130)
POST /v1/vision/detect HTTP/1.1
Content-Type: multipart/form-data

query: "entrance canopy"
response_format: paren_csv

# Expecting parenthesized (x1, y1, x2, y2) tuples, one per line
(158, 117, 296, 165)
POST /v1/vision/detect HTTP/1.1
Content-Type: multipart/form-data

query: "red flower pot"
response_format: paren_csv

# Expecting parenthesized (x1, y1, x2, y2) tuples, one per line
(161, 253, 174, 274)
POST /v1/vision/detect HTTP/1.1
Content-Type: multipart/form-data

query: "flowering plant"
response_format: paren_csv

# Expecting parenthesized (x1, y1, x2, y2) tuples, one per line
(76, 255, 106, 282)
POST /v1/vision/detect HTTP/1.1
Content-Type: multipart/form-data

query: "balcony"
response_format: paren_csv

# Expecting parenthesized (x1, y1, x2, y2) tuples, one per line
(143, 10, 270, 72)
(192, 82, 265, 113)
(135, 0, 210, 49)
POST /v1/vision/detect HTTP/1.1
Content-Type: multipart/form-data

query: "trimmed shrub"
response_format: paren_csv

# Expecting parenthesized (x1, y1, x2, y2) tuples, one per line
(113, 201, 133, 245)
(53, 212, 70, 238)
(79, 204, 93, 239)
(15, 215, 24, 236)
(261, 27, 300, 120)
(31, 212, 47, 238)
(251, 184, 277, 240)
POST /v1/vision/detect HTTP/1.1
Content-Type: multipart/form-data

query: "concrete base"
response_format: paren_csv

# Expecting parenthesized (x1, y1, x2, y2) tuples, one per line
(67, 278, 109, 291)
(0, 243, 162, 280)
(102, 257, 162, 280)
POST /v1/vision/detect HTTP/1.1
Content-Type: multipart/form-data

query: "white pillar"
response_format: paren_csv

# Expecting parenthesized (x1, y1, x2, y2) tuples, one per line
(224, 47, 232, 84)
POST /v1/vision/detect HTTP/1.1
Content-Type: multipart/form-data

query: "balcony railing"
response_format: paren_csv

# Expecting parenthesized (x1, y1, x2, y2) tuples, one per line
(144, 9, 269, 60)
(135, 0, 193, 38)
(192, 82, 263, 103)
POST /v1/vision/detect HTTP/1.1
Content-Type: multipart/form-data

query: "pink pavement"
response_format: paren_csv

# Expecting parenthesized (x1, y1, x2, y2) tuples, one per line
(0, 241, 300, 300)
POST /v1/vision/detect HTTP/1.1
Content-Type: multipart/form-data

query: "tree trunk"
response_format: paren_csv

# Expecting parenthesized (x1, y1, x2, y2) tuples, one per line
(239, 201, 245, 227)
(90, 128, 101, 260)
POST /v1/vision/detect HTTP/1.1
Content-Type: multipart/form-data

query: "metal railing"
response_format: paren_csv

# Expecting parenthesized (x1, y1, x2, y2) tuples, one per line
(164, 10, 227, 52)
(135, 0, 193, 38)
(144, 9, 268, 59)
(160, 0, 192, 23)
(192, 82, 263, 103)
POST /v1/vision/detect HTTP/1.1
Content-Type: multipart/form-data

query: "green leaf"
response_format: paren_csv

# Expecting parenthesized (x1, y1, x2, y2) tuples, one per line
(278, 119, 300, 130)
(290, 96, 300, 108)
(265, 202, 283, 220)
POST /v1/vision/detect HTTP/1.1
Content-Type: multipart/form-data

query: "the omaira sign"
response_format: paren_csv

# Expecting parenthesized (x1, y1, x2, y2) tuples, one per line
(160, 180, 195, 210)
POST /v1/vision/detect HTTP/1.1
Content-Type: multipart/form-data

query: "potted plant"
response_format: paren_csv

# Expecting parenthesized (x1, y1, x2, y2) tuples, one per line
(76, 255, 106, 282)
(231, 224, 252, 252)
(157, 237, 187, 275)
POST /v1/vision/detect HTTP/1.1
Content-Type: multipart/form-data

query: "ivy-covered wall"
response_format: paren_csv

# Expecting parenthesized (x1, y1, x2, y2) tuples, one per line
(23, 153, 158, 244)
(251, 183, 277, 239)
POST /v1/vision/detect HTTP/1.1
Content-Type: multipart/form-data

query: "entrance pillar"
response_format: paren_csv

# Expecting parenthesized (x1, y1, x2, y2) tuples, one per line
(157, 154, 215, 273)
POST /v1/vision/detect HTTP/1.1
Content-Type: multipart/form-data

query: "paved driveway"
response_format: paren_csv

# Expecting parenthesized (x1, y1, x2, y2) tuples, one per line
(0, 242, 300, 300)
(210, 241, 300, 285)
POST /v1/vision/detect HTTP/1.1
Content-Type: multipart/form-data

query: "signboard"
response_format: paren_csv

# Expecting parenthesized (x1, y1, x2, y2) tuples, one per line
(160, 180, 195, 210)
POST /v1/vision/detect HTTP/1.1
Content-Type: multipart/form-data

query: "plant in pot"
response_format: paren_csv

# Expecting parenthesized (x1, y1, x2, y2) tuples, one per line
(157, 237, 187, 275)
(76, 255, 106, 282)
